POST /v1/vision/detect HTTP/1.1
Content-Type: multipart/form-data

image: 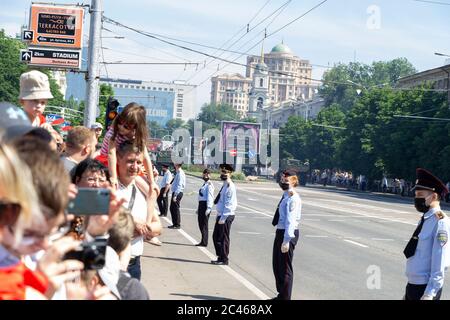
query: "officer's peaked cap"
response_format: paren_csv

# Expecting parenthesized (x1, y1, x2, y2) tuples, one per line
(412, 168, 448, 197)
(219, 163, 234, 173)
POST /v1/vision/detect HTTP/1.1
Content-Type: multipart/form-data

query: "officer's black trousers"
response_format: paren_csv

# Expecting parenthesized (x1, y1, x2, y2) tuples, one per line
(404, 283, 442, 300)
(169, 192, 183, 227)
(157, 187, 169, 216)
(197, 201, 210, 246)
(212, 215, 234, 263)
(272, 229, 299, 300)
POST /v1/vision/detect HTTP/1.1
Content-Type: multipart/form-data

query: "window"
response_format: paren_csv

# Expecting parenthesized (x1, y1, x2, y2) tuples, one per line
(260, 78, 264, 87)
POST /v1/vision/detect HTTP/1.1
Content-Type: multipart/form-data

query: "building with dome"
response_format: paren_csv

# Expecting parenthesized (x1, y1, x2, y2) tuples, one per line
(210, 42, 318, 117)
(246, 42, 314, 104)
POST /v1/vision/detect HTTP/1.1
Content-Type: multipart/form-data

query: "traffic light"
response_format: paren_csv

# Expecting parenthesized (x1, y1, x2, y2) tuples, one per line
(105, 97, 120, 128)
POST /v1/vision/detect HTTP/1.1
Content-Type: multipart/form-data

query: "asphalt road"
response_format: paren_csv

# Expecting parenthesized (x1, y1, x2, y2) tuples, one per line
(140, 176, 450, 300)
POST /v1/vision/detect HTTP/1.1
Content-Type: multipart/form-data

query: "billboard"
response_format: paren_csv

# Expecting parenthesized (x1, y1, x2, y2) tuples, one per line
(28, 4, 84, 49)
(220, 121, 261, 155)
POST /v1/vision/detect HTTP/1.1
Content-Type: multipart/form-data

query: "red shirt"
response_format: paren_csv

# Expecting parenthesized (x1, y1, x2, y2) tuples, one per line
(0, 261, 48, 300)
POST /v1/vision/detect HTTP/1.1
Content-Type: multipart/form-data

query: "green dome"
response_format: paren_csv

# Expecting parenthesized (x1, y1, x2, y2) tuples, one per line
(271, 43, 292, 54)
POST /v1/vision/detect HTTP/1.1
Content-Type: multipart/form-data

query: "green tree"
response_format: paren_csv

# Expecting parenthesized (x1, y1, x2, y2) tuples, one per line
(165, 118, 185, 132)
(197, 103, 240, 127)
(97, 83, 114, 128)
(0, 30, 65, 107)
(320, 59, 416, 113)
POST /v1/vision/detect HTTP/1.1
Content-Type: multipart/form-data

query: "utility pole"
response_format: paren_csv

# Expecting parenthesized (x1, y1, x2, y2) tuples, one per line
(84, 0, 102, 127)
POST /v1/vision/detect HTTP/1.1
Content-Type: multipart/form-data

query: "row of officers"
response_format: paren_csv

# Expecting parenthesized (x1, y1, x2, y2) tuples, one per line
(156, 163, 450, 301)
(156, 163, 302, 300)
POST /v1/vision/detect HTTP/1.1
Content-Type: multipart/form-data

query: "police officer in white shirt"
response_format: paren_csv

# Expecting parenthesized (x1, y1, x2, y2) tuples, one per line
(157, 164, 172, 217)
(168, 163, 186, 229)
(196, 169, 214, 247)
(272, 170, 302, 300)
(403, 168, 450, 300)
(211, 164, 237, 265)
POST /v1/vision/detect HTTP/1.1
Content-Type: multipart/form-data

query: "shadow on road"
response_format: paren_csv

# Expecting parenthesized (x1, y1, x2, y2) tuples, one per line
(142, 255, 211, 265)
(170, 293, 232, 300)
(160, 241, 196, 247)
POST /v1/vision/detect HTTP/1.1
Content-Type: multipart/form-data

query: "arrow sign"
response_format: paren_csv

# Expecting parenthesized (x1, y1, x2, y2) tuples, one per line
(248, 150, 256, 158)
(20, 50, 32, 62)
(22, 30, 33, 41)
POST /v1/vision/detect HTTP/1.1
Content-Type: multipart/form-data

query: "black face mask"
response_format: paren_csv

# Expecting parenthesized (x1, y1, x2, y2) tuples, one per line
(414, 197, 430, 213)
(202, 177, 210, 182)
(279, 182, 290, 190)
(220, 174, 228, 181)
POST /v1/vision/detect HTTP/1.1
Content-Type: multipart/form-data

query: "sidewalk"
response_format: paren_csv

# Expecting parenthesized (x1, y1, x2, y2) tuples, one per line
(139, 217, 269, 300)
(303, 183, 450, 210)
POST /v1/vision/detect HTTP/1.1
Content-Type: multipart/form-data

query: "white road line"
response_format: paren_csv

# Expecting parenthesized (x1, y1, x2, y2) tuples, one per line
(161, 217, 269, 300)
(237, 203, 273, 218)
(237, 185, 417, 225)
(371, 238, 395, 241)
(247, 198, 258, 201)
(238, 232, 261, 235)
(341, 237, 361, 240)
(343, 239, 369, 248)
(304, 218, 321, 221)
(328, 219, 345, 222)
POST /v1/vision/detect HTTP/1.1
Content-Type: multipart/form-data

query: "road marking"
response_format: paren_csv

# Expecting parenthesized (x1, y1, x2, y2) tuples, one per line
(237, 203, 273, 218)
(304, 218, 321, 221)
(238, 232, 261, 235)
(161, 217, 270, 300)
(247, 198, 258, 201)
(342, 237, 361, 240)
(371, 238, 394, 241)
(343, 239, 369, 248)
(237, 185, 416, 225)
(328, 219, 345, 222)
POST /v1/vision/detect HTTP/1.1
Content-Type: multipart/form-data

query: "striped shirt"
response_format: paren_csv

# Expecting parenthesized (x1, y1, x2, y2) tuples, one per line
(100, 127, 130, 156)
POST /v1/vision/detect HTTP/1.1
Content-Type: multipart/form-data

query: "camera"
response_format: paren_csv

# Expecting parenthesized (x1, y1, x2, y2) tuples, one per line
(63, 238, 107, 270)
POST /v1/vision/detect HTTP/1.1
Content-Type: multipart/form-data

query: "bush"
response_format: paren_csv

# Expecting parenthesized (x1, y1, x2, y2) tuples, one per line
(182, 164, 206, 172)
(232, 172, 246, 180)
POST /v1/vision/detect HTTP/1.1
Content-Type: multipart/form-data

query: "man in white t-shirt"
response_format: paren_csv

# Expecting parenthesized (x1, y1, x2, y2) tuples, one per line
(115, 141, 151, 280)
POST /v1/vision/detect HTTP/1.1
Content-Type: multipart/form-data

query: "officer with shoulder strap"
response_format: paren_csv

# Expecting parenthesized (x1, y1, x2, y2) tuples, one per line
(272, 170, 302, 300)
(403, 168, 450, 300)
(211, 163, 237, 265)
(196, 168, 214, 247)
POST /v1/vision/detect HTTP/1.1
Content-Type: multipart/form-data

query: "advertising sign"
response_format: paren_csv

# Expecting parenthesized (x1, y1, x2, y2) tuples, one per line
(220, 121, 261, 154)
(28, 4, 84, 49)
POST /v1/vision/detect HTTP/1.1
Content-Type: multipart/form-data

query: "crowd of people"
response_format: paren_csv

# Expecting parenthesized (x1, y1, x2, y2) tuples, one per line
(2, 69, 449, 301)
(0, 69, 304, 300)
(0, 70, 160, 299)
(309, 168, 450, 200)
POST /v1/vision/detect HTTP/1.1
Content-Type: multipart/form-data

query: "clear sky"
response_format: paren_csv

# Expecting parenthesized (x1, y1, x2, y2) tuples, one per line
(2, 0, 450, 107)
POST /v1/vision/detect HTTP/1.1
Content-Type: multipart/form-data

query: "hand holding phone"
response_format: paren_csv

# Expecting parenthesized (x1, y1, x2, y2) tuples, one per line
(67, 188, 110, 215)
